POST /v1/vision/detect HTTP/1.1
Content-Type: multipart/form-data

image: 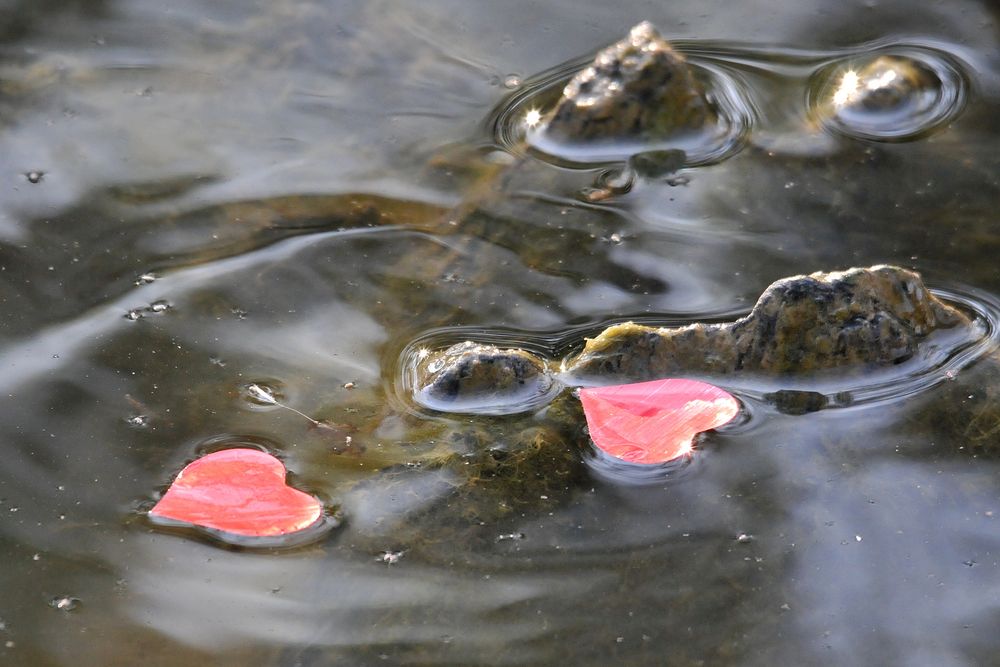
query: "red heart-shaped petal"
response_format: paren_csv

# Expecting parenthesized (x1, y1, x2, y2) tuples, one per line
(150, 449, 322, 537)
(580, 378, 739, 464)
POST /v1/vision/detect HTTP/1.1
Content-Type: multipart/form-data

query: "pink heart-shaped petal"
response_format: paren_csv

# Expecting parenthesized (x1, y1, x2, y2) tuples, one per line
(150, 449, 322, 537)
(580, 378, 739, 464)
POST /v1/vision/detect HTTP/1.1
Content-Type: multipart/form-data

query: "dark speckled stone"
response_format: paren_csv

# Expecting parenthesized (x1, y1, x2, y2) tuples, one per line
(565, 265, 971, 380)
(540, 21, 714, 142)
(414, 341, 554, 411)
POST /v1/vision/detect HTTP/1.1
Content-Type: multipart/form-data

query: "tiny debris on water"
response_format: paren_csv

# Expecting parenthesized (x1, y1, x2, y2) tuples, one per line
(496, 532, 526, 542)
(25, 171, 43, 184)
(246, 382, 331, 429)
(737, 533, 754, 544)
(49, 596, 80, 612)
(125, 414, 148, 428)
(376, 550, 405, 565)
(246, 383, 279, 406)
(135, 272, 158, 285)
(125, 301, 172, 319)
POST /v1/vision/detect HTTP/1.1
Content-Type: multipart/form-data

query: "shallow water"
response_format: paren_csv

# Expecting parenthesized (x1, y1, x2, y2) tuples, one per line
(3, 1, 1000, 665)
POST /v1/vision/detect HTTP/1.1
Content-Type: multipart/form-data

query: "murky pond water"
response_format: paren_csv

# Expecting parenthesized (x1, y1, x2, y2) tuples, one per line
(3, 1, 1000, 665)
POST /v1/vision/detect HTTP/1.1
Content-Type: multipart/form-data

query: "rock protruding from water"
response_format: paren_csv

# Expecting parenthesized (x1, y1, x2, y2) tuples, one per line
(830, 55, 938, 113)
(541, 21, 714, 142)
(566, 265, 971, 380)
(413, 341, 556, 414)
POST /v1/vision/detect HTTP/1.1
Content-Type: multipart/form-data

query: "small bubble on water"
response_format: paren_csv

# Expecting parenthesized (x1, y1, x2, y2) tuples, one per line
(147, 300, 170, 313)
(343, 382, 356, 390)
(736, 533, 754, 544)
(503, 74, 522, 89)
(124, 309, 144, 321)
(231, 307, 248, 320)
(135, 272, 158, 285)
(25, 171, 43, 184)
(49, 596, 80, 612)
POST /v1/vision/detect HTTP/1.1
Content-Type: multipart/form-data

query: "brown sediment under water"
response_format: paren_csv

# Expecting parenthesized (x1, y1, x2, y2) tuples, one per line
(2, 1, 1000, 665)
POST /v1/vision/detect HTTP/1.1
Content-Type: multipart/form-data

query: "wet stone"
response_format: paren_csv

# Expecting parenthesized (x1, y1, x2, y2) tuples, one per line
(831, 55, 938, 113)
(765, 390, 830, 415)
(566, 265, 971, 380)
(628, 149, 687, 179)
(815, 53, 958, 141)
(540, 21, 715, 143)
(413, 342, 555, 414)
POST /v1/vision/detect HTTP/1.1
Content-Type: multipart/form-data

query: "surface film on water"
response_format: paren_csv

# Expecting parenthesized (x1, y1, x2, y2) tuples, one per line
(2, 1, 1000, 666)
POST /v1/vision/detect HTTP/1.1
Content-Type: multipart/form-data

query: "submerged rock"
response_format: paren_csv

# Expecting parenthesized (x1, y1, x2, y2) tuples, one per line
(566, 265, 971, 380)
(413, 341, 556, 413)
(540, 21, 715, 142)
(342, 393, 588, 549)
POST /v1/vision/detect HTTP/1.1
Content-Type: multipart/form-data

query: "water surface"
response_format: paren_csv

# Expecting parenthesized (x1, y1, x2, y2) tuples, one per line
(2, 1, 1000, 665)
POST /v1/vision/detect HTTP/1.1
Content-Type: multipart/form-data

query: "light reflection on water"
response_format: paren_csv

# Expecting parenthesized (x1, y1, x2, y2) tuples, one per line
(1, 0, 1000, 665)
